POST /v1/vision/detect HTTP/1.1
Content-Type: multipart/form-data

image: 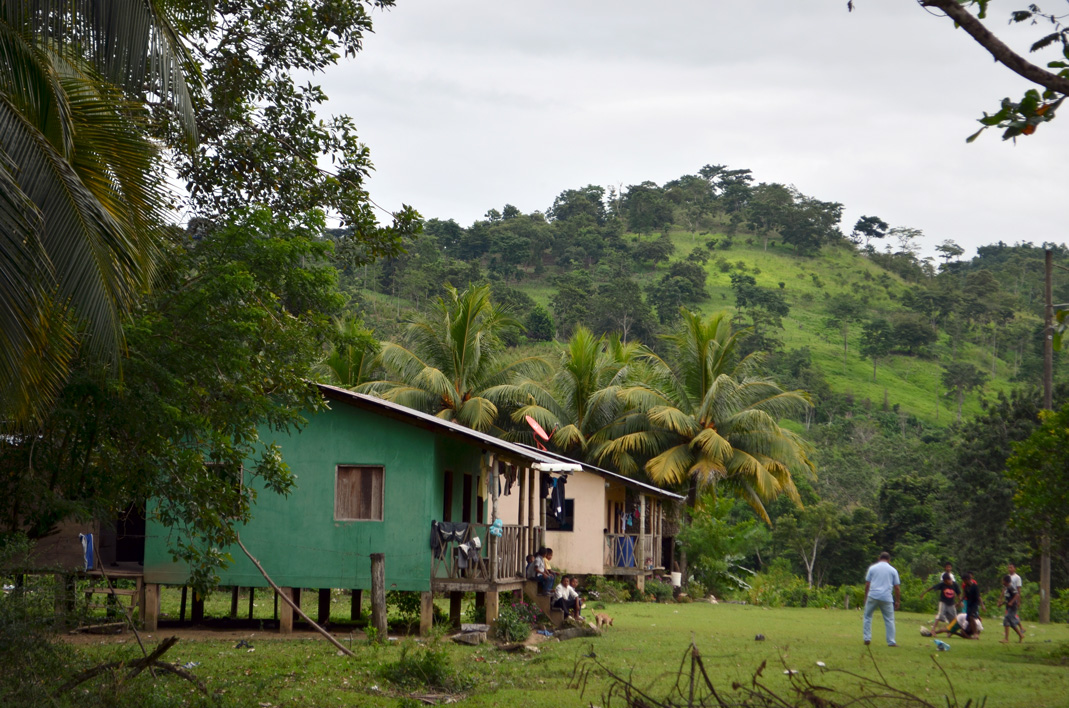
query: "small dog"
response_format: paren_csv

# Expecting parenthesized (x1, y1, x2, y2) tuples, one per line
(595, 613, 614, 630)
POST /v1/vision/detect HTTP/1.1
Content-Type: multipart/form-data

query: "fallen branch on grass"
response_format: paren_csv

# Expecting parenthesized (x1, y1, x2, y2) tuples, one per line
(56, 636, 208, 696)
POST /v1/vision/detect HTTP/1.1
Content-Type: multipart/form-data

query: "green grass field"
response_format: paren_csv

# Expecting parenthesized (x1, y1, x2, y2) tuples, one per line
(67, 601, 1069, 707)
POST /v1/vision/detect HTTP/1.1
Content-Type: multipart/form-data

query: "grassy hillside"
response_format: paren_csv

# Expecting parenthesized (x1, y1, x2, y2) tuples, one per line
(510, 230, 1028, 425)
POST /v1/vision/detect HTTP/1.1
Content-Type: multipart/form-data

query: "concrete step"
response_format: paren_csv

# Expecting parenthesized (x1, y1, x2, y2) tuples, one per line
(523, 581, 565, 627)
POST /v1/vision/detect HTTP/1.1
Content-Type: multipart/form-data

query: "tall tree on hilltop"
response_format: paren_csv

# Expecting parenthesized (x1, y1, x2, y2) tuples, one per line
(360, 284, 548, 432)
(860, 319, 894, 382)
(942, 361, 987, 422)
(596, 309, 814, 523)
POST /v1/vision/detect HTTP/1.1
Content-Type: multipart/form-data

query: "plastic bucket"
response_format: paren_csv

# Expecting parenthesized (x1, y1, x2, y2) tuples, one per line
(670, 571, 682, 587)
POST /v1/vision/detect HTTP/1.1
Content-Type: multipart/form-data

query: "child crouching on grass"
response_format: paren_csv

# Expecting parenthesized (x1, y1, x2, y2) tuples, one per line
(998, 574, 1025, 644)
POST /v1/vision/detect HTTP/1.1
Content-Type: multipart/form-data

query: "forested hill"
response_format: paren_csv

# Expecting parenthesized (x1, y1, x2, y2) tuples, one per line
(330, 166, 1069, 590)
(335, 166, 1069, 427)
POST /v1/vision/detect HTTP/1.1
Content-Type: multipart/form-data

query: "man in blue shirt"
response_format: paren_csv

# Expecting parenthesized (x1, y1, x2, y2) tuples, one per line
(863, 551, 901, 647)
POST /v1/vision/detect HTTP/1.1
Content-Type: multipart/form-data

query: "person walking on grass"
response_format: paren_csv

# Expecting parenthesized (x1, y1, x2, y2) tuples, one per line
(863, 551, 901, 647)
(998, 574, 1025, 644)
(1007, 563, 1023, 619)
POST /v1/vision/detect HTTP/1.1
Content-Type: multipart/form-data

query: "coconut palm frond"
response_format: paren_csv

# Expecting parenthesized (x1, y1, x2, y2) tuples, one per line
(647, 405, 701, 436)
(456, 396, 498, 432)
(717, 477, 772, 524)
(688, 457, 727, 492)
(726, 449, 779, 501)
(551, 423, 585, 452)
(691, 426, 733, 461)
(647, 444, 695, 486)
(415, 366, 456, 404)
(617, 384, 673, 412)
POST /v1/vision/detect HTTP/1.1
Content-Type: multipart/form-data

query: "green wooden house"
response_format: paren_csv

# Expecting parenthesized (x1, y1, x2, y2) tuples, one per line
(141, 384, 582, 632)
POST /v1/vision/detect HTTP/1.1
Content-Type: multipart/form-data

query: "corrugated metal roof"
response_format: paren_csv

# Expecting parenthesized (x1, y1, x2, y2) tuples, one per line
(316, 384, 581, 472)
(515, 443, 685, 500)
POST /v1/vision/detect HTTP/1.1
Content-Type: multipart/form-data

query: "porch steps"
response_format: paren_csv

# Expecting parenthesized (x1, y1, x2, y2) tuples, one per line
(523, 581, 566, 627)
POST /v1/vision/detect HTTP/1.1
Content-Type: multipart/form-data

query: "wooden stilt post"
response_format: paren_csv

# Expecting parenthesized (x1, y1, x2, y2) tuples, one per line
(144, 584, 159, 632)
(419, 591, 434, 636)
(528, 467, 536, 553)
(53, 573, 66, 618)
(279, 587, 294, 634)
(485, 590, 500, 625)
(318, 589, 331, 625)
(179, 586, 187, 623)
(518, 464, 527, 565)
(487, 455, 499, 583)
(449, 592, 463, 629)
(351, 589, 362, 620)
(637, 494, 647, 593)
(370, 553, 387, 637)
(248, 587, 255, 620)
(230, 586, 239, 619)
(191, 592, 204, 624)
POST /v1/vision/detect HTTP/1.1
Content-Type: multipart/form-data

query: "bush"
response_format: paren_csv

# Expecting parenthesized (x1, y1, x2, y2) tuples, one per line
(586, 576, 632, 603)
(386, 591, 448, 630)
(646, 579, 674, 603)
(685, 580, 707, 600)
(464, 601, 486, 624)
(493, 601, 537, 643)
(383, 636, 472, 692)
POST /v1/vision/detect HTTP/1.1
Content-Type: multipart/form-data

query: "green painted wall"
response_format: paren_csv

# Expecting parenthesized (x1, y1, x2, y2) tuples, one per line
(438, 438, 486, 525)
(144, 401, 458, 592)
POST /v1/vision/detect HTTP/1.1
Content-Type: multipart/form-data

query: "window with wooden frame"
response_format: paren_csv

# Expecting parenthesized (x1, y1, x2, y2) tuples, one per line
(335, 465, 384, 521)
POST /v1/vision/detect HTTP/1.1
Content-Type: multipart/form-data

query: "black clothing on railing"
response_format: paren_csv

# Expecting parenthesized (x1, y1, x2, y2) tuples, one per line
(430, 520, 469, 559)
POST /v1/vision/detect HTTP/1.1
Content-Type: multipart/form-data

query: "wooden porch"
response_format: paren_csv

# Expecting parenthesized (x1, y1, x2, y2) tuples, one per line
(429, 458, 559, 626)
(603, 492, 667, 588)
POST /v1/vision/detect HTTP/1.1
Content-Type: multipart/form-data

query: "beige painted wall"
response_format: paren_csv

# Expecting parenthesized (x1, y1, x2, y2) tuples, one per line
(497, 469, 608, 576)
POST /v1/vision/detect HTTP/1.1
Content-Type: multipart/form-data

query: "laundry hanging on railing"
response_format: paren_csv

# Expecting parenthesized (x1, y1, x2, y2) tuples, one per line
(430, 520, 469, 559)
(457, 535, 482, 568)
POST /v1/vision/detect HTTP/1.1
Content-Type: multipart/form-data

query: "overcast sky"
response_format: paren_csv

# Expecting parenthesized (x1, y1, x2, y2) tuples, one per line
(313, 1, 1069, 259)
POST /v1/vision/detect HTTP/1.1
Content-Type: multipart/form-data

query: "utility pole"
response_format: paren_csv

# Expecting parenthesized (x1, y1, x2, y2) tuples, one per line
(1040, 249, 1053, 624)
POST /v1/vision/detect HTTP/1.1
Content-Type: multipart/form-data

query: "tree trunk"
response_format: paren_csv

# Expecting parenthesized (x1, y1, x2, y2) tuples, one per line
(1040, 531, 1051, 623)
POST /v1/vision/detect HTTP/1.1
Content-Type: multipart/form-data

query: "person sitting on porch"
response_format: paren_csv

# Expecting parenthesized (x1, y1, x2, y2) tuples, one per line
(541, 548, 557, 594)
(532, 547, 556, 595)
(552, 575, 580, 619)
(524, 554, 538, 580)
(570, 576, 585, 617)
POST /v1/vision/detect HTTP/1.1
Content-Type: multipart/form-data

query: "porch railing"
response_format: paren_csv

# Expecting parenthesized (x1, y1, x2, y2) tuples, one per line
(604, 533, 662, 570)
(431, 522, 537, 582)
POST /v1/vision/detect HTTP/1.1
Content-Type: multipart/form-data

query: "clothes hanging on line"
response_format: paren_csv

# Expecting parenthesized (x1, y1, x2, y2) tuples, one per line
(550, 475, 567, 523)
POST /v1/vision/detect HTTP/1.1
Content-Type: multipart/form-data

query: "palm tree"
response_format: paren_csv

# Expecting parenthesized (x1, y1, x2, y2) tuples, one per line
(359, 284, 549, 432)
(0, 1, 197, 424)
(504, 326, 644, 459)
(312, 315, 380, 388)
(596, 309, 814, 523)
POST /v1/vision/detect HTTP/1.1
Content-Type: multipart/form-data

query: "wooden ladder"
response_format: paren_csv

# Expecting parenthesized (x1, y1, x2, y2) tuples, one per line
(84, 576, 142, 621)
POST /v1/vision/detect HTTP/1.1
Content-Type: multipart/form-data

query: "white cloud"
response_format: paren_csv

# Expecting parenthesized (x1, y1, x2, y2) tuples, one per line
(313, 0, 1069, 257)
